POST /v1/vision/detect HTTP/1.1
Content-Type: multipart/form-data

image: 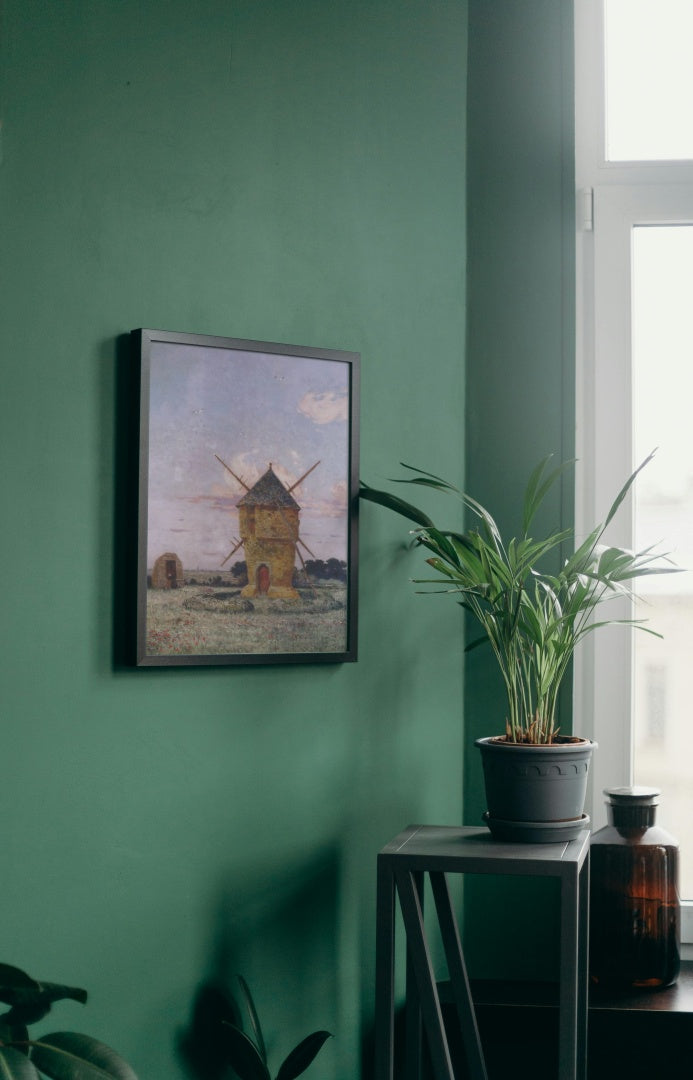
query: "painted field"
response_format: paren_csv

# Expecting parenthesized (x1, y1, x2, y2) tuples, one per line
(145, 582, 348, 657)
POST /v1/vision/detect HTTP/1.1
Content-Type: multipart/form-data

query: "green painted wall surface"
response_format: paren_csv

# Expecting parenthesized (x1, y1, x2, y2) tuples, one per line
(0, 3, 466, 1079)
(464, 0, 576, 979)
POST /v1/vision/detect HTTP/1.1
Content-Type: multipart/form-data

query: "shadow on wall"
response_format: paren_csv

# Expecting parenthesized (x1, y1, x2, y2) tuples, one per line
(178, 845, 340, 1080)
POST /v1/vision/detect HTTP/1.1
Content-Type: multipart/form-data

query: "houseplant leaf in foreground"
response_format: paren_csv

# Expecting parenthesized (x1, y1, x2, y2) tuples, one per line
(275, 1031, 332, 1080)
(0, 1046, 42, 1080)
(214, 978, 330, 1080)
(178, 978, 244, 1080)
(234, 975, 267, 1065)
(0, 966, 87, 1027)
(29, 1034, 137, 1080)
(219, 1024, 270, 1080)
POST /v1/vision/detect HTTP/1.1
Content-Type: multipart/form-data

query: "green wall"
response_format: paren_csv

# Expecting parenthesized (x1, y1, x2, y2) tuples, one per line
(463, 0, 576, 978)
(0, 0, 578, 1063)
(0, 3, 466, 1079)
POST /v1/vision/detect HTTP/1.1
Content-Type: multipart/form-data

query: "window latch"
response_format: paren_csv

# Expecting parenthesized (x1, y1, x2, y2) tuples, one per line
(578, 187, 594, 232)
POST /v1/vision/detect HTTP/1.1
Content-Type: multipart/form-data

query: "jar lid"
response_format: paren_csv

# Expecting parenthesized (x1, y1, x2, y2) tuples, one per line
(603, 786, 660, 805)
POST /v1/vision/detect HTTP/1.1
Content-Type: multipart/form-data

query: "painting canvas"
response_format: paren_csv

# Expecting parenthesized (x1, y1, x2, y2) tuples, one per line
(134, 329, 359, 665)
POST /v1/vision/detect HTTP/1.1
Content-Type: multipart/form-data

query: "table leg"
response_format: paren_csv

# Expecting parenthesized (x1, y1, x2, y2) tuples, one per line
(429, 872, 488, 1080)
(577, 853, 590, 1080)
(559, 869, 580, 1080)
(394, 868, 455, 1080)
(374, 854, 396, 1080)
(405, 871, 424, 1080)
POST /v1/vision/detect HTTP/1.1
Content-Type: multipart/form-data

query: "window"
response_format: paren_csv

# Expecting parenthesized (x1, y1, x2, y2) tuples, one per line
(604, 0, 693, 162)
(575, 0, 693, 944)
(640, 663, 667, 744)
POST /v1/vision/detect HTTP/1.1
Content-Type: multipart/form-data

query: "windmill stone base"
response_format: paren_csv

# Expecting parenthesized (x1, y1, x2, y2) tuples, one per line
(240, 536, 299, 601)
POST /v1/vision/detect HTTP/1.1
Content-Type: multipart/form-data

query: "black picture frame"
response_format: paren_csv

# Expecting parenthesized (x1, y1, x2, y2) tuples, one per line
(133, 328, 359, 666)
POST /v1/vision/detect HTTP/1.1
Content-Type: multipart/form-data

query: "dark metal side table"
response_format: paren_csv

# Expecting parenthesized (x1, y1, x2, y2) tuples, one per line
(374, 824, 590, 1080)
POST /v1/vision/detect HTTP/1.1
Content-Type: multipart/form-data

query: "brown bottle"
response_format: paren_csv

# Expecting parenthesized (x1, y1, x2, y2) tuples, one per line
(589, 786, 680, 990)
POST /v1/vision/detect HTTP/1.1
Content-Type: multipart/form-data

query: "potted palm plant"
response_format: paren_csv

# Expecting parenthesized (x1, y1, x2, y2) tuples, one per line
(361, 452, 678, 841)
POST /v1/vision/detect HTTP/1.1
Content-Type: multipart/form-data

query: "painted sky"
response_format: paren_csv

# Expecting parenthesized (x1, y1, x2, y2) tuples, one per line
(146, 340, 351, 570)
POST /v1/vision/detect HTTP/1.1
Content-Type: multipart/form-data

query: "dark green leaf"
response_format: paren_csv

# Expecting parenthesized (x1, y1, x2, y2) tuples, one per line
(420, 528, 461, 567)
(0, 1047, 42, 1080)
(464, 635, 489, 654)
(29, 1034, 137, 1080)
(359, 484, 434, 528)
(275, 1032, 332, 1080)
(0, 968, 39, 994)
(517, 601, 544, 646)
(0, 968, 87, 1027)
(447, 536, 485, 581)
(398, 462, 460, 490)
(177, 978, 244, 1079)
(218, 1026, 270, 1080)
(0, 1022, 29, 1050)
(396, 476, 454, 492)
(234, 976, 266, 1065)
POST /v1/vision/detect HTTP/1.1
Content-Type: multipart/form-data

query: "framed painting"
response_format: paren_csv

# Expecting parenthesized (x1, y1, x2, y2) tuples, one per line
(133, 328, 359, 666)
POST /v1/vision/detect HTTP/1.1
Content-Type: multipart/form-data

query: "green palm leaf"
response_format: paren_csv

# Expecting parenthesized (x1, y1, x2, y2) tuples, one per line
(359, 483, 434, 528)
(603, 450, 656, 530)
(521, 456, 574, 535)
(361, 451, 678, 742)
(398, 462, 456, 486)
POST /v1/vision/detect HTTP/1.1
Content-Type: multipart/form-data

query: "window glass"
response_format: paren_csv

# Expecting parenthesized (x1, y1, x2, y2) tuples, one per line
(605, 0, 693, 161)
(632, 224, 693, 896)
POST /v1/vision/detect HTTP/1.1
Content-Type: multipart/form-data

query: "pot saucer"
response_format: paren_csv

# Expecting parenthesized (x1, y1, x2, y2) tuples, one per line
(482, 810, 590, 844)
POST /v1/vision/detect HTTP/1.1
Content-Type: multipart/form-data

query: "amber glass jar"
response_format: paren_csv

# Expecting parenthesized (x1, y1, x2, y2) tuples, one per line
(589, 787, 680, 990)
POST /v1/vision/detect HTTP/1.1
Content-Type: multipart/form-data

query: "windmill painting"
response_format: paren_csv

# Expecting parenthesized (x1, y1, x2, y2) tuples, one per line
(134, 328, 359, 666)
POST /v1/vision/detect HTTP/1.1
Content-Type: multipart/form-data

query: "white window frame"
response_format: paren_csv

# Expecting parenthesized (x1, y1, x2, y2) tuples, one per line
(575, 0, 693, 947)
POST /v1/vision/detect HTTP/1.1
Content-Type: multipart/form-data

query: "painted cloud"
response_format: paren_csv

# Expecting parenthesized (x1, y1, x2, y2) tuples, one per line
(298, 390, 348, 424)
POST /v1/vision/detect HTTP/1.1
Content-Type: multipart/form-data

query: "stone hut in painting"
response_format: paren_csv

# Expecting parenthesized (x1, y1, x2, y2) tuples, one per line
(238, 465, 300, 599)
(151, 551, 184, 589)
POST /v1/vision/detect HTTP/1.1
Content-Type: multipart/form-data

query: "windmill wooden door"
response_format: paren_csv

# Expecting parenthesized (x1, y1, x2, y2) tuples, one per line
(257, 564, 270, 595)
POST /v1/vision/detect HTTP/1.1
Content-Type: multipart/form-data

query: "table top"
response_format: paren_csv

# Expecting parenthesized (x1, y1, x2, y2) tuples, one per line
(379, 824, 590, 876)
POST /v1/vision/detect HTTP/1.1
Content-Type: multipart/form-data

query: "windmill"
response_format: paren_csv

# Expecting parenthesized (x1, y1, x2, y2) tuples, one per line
(216, 455, 320, 599)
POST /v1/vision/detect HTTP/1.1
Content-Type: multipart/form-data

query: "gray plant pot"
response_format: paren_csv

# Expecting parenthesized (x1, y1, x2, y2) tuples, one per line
(475, 736, 597, 843)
